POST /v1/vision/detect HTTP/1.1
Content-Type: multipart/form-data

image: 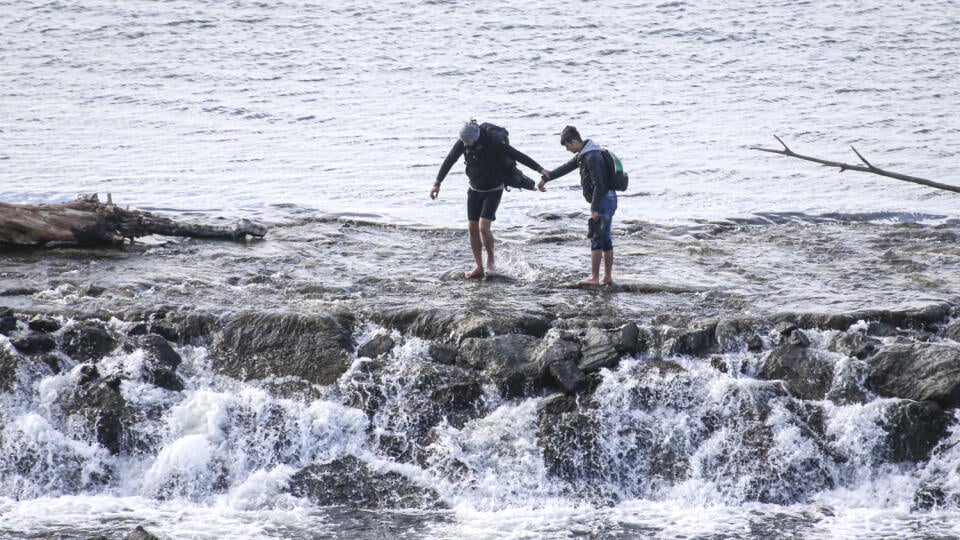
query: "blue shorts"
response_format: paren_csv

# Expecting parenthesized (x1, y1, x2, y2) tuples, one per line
(591, 191, 617, 251)
(467, 187, 504, 222)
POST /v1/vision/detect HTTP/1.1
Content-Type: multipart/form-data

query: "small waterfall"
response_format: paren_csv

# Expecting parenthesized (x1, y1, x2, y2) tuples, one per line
(2, 314, 960, 538)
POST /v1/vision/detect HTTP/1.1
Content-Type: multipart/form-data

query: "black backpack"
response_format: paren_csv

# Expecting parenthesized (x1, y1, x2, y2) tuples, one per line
(480, 122, 535, 191)
(600, 148, 629, 191)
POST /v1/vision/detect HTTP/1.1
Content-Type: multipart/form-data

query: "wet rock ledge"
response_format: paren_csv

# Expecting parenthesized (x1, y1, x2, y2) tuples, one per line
(1, 301, 959, 510)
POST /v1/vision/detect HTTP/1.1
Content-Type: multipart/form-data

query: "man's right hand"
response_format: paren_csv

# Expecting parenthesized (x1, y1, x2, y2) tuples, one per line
(429, 185, 440, 199)
(537, 179, 547, 192)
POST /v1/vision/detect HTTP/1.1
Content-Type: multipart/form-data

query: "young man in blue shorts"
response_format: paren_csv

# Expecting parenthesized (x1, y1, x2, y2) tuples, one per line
(538, 125, 617, 286)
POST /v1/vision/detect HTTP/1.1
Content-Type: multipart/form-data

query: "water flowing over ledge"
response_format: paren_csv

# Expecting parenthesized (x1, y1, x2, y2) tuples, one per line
(2, 216, 960, 538)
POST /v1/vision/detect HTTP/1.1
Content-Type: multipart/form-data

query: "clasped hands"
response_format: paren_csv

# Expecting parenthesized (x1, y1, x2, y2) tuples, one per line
(537, 168, 550, 192)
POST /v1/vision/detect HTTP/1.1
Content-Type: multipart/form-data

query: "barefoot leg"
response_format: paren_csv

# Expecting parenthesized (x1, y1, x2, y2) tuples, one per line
(602, 249, 614, 285)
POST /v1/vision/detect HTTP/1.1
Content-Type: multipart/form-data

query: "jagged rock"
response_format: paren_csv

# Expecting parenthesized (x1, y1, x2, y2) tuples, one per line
(9, 331, 56, 355)
(137, 334, 181, 370)
(287, 455, 447, 509)
(125, 526, 160, 540)
(62, 372, 126, 455)
(881, 400, 952, 463)
(759, 344, 835, 400)
(715, 319, 764, 353)
(133, 334, 183, 391)
(358, 334, 395, 359)
(27, 315, 61, 333)
(457, 334, 542, 397)
(866, 343, 960, 409)
(670, 322, 717, 357)
(533, 334, 585, 393)
(62, 321, 117, 362)
(548, 358, 587, 394)
(828, 331, 882, 360)
(208, 312, 355, 386)
(614, 322, 641, 355)
(773, 322, 809, 347)
(786, 328, 810, 347)
(578, 327, 620, 372)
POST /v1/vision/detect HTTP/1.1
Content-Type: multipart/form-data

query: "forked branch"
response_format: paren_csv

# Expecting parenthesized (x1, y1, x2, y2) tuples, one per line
(751, 136, 960, 194)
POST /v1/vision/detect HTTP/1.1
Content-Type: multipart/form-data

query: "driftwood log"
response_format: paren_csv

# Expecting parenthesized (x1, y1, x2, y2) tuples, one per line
(0, 194, 268, 247)
(752, 136, 960, 194)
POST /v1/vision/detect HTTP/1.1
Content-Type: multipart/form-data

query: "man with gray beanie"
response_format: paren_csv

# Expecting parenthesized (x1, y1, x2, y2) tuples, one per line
(430, 119, 549, 279)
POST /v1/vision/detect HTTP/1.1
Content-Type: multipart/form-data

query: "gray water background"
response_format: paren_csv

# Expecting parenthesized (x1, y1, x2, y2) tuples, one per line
(3, 1, 960, 539)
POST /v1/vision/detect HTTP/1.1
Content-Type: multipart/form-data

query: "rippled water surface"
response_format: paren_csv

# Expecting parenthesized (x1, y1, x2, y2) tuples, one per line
(3, 1, 960, 538)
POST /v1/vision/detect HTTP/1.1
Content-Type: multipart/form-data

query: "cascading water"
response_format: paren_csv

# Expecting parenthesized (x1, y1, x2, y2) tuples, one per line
(3, 314, 960, 539)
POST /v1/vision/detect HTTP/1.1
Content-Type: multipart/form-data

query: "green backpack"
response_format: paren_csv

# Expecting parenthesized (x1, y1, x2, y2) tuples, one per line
(601, 148, 629, 191)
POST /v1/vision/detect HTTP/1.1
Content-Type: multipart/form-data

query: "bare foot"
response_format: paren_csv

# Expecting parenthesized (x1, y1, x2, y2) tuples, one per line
(465, 267, 484, 279)
(579, 277, 600, 286)
(485, 264, 497, 276)
(602, 277, 614, 285)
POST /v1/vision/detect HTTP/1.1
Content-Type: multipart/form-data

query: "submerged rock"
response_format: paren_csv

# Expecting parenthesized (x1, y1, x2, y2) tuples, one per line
(771, 303, 951, 333)
(136, 334, 184, 392)
(357, 333, 395, 359)
(0, 307, 17, 335)
(457, 334, 542, 397)
(125, 526, 161, 540)
(9, 330, 56, 355)
(287, 454, 447, 509)
(61, 370, 126, 455)
(759, 344, 835, 400)
(537, 393, 605, 483)
(208, 311, 355, 386)
(0, 347, 16, 392)
(881, 400, 952, 463)
(828, 331, 882, 360)
(945, 319, 960, 342)
(27, 315, 61, 333)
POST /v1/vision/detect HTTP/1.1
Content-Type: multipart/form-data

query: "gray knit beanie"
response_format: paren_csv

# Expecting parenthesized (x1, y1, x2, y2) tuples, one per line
(459, 120, 480, 143)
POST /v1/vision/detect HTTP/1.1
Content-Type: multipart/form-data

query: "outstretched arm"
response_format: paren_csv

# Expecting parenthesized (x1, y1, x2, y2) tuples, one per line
(538, 156, 578, 190)
(432, 140, 464, 199)
(503, 144, 548, 177)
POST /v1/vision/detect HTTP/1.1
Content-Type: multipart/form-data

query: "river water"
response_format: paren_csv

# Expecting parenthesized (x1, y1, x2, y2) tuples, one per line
(2, 0, 960, 538)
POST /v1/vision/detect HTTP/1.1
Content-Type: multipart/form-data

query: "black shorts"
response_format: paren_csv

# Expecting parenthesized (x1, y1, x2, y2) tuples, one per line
(466, 187, 503, 222)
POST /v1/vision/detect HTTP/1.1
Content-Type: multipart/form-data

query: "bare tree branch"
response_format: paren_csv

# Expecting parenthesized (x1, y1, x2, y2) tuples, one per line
(0, 193, 267, 247)
(751, 136, 960, 194)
